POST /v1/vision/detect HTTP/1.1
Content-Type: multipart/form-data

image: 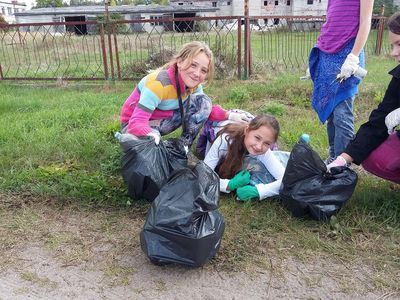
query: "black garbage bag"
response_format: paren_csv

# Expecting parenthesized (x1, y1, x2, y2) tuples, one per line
(120, 137, 188, 202)
(280, 141, 358, 221)
(163, 138, 188, 171)
(140, 161, 225, 267)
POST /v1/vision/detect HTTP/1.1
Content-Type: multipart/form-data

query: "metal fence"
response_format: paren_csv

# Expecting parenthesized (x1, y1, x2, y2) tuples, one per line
(0, 15, 389, 81)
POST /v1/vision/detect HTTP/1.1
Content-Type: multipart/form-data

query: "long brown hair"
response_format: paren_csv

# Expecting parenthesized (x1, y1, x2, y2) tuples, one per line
(162, 41, 215, 86)
(388, 11, 400, 34)
(216, 114, 280, 179)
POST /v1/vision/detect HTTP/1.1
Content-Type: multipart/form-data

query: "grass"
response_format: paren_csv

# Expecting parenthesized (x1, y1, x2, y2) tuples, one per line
(0, 55, 399, 293)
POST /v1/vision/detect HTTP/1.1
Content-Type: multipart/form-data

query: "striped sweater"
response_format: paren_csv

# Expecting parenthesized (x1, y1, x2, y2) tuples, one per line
(120, 65, 227, 136)
(317, 0, 360, 54)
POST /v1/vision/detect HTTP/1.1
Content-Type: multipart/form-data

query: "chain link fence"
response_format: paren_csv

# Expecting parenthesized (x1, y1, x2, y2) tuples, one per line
(0, 15, 389, 81)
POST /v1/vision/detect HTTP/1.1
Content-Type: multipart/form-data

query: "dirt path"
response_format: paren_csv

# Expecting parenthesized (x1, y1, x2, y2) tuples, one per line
(0, 195, 398, 300)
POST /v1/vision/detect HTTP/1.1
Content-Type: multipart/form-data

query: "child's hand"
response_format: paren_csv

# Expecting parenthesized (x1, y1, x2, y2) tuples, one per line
(228, 111, 251, 123)
(146, 132, 160, 145)
(385, 107, 400, 134)
(337, 53, 359, 81)
(228, 170, 251, 191)
(326, 155, 347, 171)
(236, 185, 259, 201)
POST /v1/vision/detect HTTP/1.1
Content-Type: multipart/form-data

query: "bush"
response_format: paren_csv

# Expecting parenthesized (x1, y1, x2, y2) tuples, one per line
(96, 13, 127, 34)
(194, 21, 208, 32)
(262, 102, 285, 116)
(228, 86, 251, 104)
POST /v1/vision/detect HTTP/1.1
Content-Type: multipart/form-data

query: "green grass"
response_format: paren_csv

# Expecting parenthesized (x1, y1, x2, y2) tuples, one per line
(0, 56, 399, 289)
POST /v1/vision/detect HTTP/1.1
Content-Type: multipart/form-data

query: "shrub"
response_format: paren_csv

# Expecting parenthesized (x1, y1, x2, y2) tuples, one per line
(228, 86, 251, 104)
(262, 102, 285, 116)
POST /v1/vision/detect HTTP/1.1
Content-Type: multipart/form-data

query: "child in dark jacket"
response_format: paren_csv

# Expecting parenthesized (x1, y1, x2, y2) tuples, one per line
(327, 12, 400, 184)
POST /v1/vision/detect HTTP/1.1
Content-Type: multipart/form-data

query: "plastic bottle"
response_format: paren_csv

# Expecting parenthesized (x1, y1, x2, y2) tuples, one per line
(114, 132, 138, 142)
(299, 133, 310, 144)
(114, 132, 122, 141)
(354, 66, 367, 80)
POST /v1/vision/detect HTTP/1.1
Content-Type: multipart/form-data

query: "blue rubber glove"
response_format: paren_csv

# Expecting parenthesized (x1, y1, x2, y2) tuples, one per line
(228, 170, 251, 191)
(236, 185, 259, 201)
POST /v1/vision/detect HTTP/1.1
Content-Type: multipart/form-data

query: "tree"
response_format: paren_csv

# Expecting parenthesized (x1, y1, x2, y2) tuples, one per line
(116, 0, 136, 5)
(0, 15, 8, 25)
(68, 0, 99, 6)
(35, 0, 64, 8)
(373, 0, 397, 16)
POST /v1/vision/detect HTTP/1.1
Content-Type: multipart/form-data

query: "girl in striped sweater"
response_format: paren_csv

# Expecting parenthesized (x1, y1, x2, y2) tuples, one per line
(120, 41, 250, 147)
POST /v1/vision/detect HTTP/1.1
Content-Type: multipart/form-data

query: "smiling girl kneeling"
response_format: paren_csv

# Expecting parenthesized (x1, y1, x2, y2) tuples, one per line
(120, 41, 250, 147)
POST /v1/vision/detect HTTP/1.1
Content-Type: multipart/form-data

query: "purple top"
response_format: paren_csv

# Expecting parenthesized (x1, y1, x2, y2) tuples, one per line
(317, 0, 360, 54)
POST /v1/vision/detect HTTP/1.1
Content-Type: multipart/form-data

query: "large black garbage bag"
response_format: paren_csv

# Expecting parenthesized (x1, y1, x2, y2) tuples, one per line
(140, 161, 225, 267)
(120, 137, 188, 202)
(280, 141, 358, 221)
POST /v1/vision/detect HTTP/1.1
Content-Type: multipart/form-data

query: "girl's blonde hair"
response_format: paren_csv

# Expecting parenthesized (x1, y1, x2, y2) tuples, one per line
(216, 114, 280, 179)
(163, 41, 215, 86)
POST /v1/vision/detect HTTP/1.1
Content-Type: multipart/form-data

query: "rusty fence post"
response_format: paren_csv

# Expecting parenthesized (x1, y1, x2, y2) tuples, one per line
(113, 25, 121, 80)
(243, 0, 250, 79)
(237, 17, 241, 79)
(375, 4, 385, 56)
(107, 22, 115, 80)
(99, 24, 109, 79)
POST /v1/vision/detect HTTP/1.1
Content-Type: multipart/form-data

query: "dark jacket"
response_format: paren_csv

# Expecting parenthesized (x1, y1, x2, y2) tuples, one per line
(345, 64, 400, 164)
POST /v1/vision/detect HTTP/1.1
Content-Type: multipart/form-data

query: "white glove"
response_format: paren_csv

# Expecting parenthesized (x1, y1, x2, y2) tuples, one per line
(326, 155, 347, 171)
(385, 107, 400, 134)
(146, 132, 160, 145)
(337, 53, 359, 81)
(228, 112, 251, 123)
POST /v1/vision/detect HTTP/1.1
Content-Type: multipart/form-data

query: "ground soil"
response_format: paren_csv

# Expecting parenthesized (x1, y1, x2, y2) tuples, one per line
(0, 194, 399, 300)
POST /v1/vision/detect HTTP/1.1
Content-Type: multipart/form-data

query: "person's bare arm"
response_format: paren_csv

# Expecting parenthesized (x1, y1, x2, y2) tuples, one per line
(350, 0, 374, 56)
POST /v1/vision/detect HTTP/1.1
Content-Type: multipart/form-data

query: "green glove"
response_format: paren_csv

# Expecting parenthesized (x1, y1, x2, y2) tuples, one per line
(228, 170, 251, 191)
(236, 185, 259, 201)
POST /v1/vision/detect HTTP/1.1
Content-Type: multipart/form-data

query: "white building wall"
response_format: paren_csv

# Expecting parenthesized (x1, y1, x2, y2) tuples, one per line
(291, 0, 327, 16)
(16, 14, 57, 23)
(141, 12, 166, 33)
(0, 0, 27, 23)
(172, 0, 328, 17)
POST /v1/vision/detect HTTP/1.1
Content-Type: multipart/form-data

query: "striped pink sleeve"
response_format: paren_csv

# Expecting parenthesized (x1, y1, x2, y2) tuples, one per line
(209, 105, 228, 121)
(127, 106, 153, 136)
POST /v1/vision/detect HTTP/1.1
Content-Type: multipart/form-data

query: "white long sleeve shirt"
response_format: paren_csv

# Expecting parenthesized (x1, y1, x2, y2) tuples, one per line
(203, 133, 285, 200)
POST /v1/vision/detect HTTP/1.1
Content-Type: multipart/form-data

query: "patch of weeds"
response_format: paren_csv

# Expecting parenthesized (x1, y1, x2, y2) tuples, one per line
(286, 89, 310, 108)
(103, 265, 136, 287)
(99, 147, 122, 176)
(153, 279, 167, 292)
(262, 102, 285, 116)
(228, 86, 251, 104)
(373, 90, 385, 105)
(1, 165, 128, 206)
(371, 269, 400, 291)
(44, 234, 62, 251)
(97, 119, 121, 142)
(303, 274, 323, 289)
(339, 276, 358, 294)
(20, 271, 58, 288)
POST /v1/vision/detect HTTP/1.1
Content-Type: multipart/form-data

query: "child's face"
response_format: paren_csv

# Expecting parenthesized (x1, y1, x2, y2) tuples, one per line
(244, 125, 276, 156)
(389, 31, 400, 63)
(177, 52, 209, 88)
